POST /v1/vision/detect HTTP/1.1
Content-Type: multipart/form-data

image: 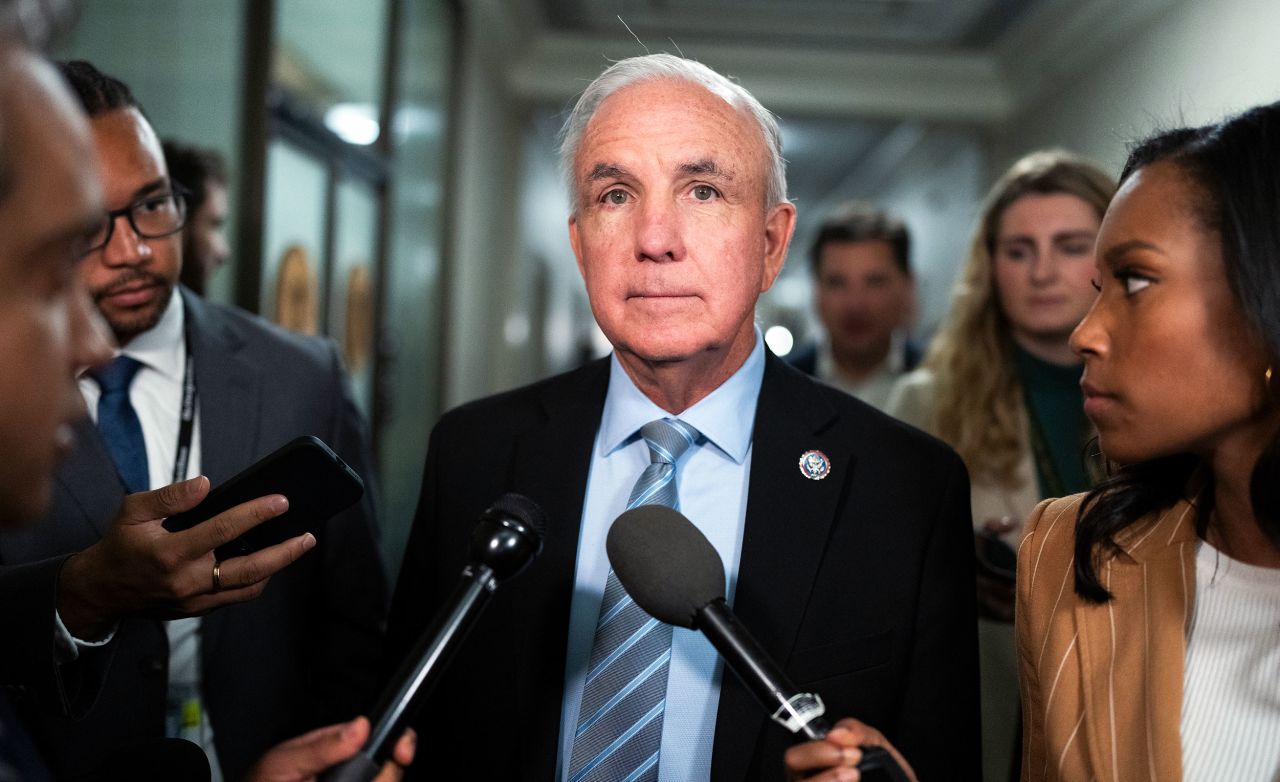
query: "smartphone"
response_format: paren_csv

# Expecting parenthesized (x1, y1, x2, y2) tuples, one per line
(162, 435, 364, 560)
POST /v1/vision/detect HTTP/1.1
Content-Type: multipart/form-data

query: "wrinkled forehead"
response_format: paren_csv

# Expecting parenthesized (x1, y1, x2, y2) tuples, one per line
(576, 77, 769, 180)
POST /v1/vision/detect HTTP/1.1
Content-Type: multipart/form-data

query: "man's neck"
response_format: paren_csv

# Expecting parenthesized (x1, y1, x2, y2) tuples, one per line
(829, 341, 892, 386)
(615, 333, 758, 414)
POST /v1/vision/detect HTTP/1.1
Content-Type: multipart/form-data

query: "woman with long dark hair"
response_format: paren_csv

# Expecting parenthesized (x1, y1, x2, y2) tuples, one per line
(1018, 103, 1280, 780)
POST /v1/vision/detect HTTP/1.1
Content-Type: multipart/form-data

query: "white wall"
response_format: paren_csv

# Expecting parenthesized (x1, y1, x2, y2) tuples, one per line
(995, 0, 1280, 174)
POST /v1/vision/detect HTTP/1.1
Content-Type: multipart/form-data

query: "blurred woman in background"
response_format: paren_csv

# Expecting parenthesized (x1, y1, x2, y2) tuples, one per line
(887, 150, 1114, 781)
(1019, 103, 1280, 781)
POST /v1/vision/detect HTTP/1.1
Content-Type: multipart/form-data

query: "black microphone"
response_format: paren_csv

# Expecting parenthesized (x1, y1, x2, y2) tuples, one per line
(321, 493, 547, 782)
(606, 505, 911, 782)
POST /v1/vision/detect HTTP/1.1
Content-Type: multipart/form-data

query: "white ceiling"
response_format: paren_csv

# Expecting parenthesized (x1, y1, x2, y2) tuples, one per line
(540, 0, 1037, 50)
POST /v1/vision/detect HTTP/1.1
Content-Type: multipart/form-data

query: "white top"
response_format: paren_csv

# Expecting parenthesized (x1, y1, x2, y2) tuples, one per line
(78, 291, 222, 781)
(1181, 540, 1280, 782)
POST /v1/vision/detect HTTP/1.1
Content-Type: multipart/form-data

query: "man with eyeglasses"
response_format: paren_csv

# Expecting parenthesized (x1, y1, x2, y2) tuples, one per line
(0, 59, 388, 781)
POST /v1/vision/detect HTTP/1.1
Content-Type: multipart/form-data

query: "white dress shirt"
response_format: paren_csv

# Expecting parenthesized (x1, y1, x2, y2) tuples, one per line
(78, 291, 222, 780)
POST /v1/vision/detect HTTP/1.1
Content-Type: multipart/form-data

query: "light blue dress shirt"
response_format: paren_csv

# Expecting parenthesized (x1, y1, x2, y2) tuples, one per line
(557, 331, 765, 782)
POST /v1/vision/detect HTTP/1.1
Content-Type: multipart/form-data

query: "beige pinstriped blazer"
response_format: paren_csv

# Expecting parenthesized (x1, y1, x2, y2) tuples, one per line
(1016, 494, 1198, 782)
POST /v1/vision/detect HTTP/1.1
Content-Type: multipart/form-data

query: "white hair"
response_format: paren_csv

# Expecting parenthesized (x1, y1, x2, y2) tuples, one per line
(558, 53, 789, 212)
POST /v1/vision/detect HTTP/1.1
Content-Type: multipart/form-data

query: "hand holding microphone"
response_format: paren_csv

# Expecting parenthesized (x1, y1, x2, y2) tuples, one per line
(606, 505, 915, 782)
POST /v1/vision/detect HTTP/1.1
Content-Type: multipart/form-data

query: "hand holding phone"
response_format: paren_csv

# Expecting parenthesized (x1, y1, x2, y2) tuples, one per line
(57, 476, 315, 638)
(163, 435, 364, 560)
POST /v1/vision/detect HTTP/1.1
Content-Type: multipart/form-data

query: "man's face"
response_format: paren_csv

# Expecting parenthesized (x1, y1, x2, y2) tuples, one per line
(0, 48, 112, 525)
(814, 239, 913, 366)
(568, 78, 794, 375)
(183, 180, 228, 292)
(80, 107, 182, 345)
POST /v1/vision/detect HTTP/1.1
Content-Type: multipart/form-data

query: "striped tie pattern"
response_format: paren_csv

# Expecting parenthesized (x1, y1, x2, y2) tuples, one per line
(568, 418, 700, 782)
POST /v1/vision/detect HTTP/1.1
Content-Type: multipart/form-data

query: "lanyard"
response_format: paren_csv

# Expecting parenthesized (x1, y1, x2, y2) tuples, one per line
(171, 325, 197, 484)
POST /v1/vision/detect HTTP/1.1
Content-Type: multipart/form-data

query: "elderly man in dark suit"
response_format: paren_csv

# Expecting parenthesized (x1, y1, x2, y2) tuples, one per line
(0, 59, 387, 782)
(387, 54, 979, 782)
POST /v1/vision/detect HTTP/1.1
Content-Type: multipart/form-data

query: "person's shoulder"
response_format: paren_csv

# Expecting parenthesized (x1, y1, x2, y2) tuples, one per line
(792, 361, 960, 472)
(1019, 493, 1088, 575)
(884, 367, 938, 425)
(435, 358, 609, 434)
(189, 294, 336, 369)
(785, 342, 818, 375)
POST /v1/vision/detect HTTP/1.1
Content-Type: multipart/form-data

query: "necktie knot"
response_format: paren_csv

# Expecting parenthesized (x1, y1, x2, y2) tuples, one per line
(89, 355, 144, 396)
(638, 417, 699, 466)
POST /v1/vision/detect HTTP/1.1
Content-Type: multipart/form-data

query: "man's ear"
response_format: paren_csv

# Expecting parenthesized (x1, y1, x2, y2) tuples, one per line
(759, 201, 796, 293)
(568, 214, 587, 280)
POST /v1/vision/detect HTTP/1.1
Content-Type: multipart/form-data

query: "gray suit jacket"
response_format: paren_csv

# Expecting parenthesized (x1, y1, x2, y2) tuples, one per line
(0, 288, 387, 781)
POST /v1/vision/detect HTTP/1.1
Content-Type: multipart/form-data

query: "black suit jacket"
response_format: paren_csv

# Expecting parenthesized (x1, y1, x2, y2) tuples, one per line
(387, 352, 979, 780)
(0, 289, 388, 781)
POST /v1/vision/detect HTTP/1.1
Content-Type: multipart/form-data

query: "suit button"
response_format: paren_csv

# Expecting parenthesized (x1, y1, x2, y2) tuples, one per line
(139, 656, 165, 677)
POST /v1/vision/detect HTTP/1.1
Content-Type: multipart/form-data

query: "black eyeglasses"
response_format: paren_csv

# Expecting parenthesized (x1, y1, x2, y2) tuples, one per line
(84, 186, 189, 254)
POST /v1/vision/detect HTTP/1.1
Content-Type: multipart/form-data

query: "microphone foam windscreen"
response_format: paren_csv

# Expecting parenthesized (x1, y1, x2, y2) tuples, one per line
(489, 492, 549, 540)
(606, 505, 726, 628)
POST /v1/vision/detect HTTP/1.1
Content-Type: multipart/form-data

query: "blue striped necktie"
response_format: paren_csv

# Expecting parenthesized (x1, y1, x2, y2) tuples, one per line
(89, 355, 150, 494)
(568, 417, 700, 782)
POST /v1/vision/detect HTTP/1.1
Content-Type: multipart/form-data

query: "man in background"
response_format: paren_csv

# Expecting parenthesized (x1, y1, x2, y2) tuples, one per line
(163, 140, 229, 296)
(788, 202, 920, 410)
(0, 57, 387, 781)
(0, 5, 413, 778)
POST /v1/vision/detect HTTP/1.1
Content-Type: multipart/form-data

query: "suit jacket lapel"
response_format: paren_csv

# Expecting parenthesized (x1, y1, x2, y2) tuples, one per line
(711, 354, 851, 782)
(183, 290, 260, 487)
(1074, 501, 1195, 782)
(506, 358, 609, 776)
(183, 291, 260, 661)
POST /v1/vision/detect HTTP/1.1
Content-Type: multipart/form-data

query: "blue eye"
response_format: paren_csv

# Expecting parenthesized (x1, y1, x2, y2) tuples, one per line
(604, 189, 629, 205)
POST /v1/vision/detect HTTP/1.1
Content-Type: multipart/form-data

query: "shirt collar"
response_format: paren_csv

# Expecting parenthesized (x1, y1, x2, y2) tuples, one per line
(119, 288, 186, 381)
(599, 328, 765, 464)
(815, 329, 907, 383)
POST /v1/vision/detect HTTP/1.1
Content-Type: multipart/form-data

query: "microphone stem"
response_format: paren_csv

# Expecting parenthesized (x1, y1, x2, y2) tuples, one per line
(696, 598, 829, 739)
(365, 564, 496, 759)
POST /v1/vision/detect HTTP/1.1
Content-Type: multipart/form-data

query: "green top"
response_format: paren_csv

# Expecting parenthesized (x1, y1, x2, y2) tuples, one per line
(1015, 346, 1091, 497)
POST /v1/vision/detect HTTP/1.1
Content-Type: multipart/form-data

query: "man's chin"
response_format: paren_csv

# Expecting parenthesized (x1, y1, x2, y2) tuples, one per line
(104, 304, 167, 344)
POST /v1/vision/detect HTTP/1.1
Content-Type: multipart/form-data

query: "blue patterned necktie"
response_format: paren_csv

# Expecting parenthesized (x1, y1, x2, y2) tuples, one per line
(568, 417, 701, 782)
(89, 356, 150, 493)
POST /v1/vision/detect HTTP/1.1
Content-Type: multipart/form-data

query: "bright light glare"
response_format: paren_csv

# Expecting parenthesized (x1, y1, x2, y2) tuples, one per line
(324, 103, 380, 146)
(764, 325, 794, 356)
(504, 313, 530, 346)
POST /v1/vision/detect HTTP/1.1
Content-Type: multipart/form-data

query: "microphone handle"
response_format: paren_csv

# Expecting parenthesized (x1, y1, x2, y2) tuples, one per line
(695, 598, 830, 740)
(321, 563, 497, 782)
(696, 599, 912, 782)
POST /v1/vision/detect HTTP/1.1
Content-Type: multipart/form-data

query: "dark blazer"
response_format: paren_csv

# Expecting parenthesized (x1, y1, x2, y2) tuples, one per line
(0, 289, 388, 782)
(387, 352, 980, 781)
